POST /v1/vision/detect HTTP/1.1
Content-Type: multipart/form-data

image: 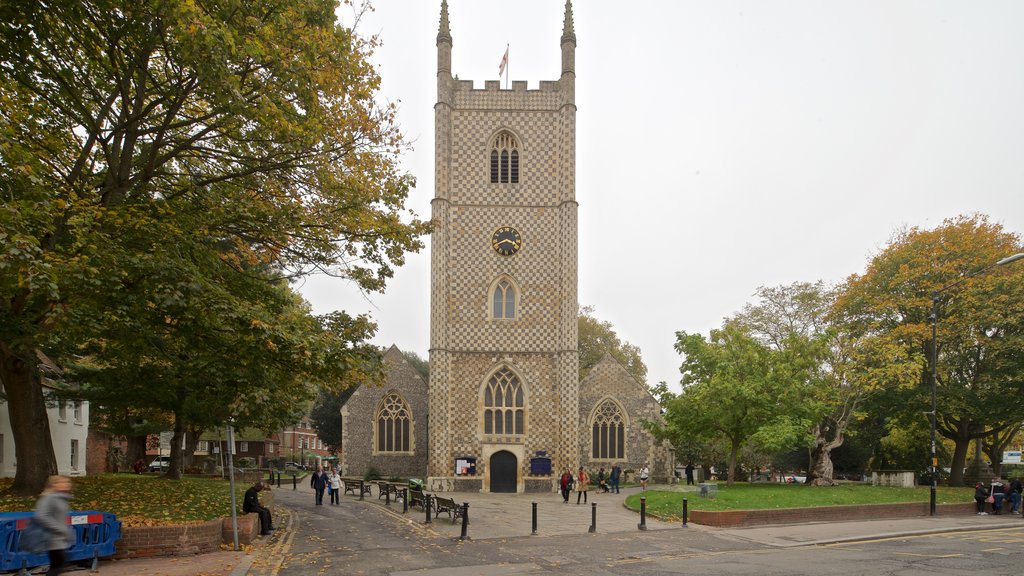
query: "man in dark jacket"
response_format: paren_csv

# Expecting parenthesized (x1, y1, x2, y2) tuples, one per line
(310, 467, 328, 505)
(243, 481, 274, 535)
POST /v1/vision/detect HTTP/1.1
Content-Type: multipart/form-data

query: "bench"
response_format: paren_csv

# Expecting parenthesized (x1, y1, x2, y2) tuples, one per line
(375, 481, 403, 501)
(432, 496, 466, 524)
(341, 478, 372, 498)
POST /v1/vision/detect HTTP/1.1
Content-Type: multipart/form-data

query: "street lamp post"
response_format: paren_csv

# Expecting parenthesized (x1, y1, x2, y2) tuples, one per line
(929, 252, 1024, 516)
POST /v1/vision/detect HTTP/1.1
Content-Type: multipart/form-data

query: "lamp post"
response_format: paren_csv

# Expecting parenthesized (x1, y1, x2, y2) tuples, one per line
(929, 252, 1024, 516)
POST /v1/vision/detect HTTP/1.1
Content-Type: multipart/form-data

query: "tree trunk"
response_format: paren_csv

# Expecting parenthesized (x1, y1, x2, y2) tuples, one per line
(808, 422, 844, 486)
(0, 345, 58, 496)
(726, 438, 739, 486)
(166, 413, 186, 480)
(948, 433, 971, 487)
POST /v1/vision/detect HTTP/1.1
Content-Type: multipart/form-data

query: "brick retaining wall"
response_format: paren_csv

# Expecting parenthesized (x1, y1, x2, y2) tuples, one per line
(114, 490, 273, 558)
(690, 501, 977, 528)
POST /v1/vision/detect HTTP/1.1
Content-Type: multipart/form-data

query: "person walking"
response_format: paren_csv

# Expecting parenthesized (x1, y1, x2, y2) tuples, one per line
(639, 463, 650, 491)
(576, 467, 590, 504)
(685, 462, 695, 486)
(35, 475, 75, 576)
(559, 469, 574, 503)
(310, 467, 328, 506)
(610, 464, 622, 494)
(974, 482, 989, 515)
(328, 467, 342, 505)
(243, 481, 275, 535)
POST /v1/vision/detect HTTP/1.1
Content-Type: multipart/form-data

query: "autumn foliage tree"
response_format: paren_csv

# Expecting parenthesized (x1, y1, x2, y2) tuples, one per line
(837, 215, 1024, 486)
(0, 0, 426, 494)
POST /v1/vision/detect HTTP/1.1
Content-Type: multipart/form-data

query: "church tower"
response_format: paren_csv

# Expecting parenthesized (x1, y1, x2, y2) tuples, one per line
(428, 1, 580, 493)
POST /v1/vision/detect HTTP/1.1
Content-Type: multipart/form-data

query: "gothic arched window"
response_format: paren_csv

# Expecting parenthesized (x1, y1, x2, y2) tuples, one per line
(492, 278, 516, 319)
(489, 132, 520, 184)
(376, 392, 412, 453)
(484, 367, 524, 435)
(591, 399, 626, 460)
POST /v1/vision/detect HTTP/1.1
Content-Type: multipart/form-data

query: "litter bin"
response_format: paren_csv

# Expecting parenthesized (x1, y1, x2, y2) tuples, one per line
(0, 510, 121, 573)
(408, 478, 423, 491)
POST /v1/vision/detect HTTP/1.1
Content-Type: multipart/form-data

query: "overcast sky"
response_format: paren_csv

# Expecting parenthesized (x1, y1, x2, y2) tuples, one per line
(299, 0, 1024, 393)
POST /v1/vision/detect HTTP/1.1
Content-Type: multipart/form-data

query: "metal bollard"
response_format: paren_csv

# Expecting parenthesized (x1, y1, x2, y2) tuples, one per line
(459, 502, 470, 540)
(531, 502, 538, 535)
(403, 488, 408, 514)
(638, 496, 647, 530)
(386, 486, 391, 506)
(682, 497, 688, 527)
(277, 472, 281, 488)
(589, 502, 597, 533)
(359, 480, 365, 501)
(293, 475, 297, 491)
(425, 494, 432, 524)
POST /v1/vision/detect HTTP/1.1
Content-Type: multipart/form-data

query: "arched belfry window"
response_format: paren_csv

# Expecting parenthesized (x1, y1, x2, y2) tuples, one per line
(492, 277, 517, 320)
(489, 132, 520, 184)
(376, 392, 412, 453)
(591, 399, 626, 460)
(484, 367, 524, 435)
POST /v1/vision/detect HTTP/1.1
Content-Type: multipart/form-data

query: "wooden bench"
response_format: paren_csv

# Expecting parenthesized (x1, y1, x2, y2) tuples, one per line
(341, 478, 372, 498)
(432, 496, 466, 524)
(375, 481, 403, 501)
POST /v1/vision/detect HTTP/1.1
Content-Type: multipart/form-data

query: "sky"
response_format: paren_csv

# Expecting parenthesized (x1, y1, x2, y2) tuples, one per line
(299, 0, 1024, 394)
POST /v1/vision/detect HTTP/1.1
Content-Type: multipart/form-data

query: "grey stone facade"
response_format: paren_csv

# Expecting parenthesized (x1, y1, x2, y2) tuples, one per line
(340, 346, 429, 479)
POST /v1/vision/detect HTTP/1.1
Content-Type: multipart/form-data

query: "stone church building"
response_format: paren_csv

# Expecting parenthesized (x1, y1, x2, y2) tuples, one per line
(340, 1, 673, 493)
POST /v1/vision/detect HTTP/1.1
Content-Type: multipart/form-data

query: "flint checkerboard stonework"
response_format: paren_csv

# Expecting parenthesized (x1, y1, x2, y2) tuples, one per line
(340, 2, 672, 491)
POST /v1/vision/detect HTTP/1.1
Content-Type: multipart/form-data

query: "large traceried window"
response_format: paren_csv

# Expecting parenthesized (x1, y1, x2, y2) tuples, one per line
(484, 367, 524, 435)
(492, 278, 516, 319)
(376, 392, 412, 452)
(591, 399, 626, 460)
(489, 132, 520, 184)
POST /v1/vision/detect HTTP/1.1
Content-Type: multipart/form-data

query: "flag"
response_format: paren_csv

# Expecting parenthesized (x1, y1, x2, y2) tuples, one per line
(498, 46, 508, 77)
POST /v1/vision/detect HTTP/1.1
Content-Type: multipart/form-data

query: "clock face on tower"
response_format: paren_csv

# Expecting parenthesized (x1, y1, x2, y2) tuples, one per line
(490, 226, 522, 256)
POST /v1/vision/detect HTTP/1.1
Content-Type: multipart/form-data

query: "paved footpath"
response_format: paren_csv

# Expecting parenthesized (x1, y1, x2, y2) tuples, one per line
(86, 482, 1024, 575)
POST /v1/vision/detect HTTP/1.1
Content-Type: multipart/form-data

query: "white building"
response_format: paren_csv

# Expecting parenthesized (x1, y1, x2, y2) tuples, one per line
(0, 355, 89, 478)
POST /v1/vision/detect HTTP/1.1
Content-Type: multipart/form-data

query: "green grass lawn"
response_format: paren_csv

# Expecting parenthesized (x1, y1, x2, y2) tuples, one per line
(627, 483, 975, 522)
(0, 474, 250, 526)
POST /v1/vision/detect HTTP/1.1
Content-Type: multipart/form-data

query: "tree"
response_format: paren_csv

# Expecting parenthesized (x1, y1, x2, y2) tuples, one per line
(0, 0, 426, 494)
(401, 350, 429, 380)
(734, 282, 913, 485)
(578, 306, 647, 383)
(662, 322, 815, 485)
(837, 215, 1024, 486)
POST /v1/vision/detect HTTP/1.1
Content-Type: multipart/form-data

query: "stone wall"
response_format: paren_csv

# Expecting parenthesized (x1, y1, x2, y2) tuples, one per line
(578, 354, 674, 481)
(341, 346, 429, 480)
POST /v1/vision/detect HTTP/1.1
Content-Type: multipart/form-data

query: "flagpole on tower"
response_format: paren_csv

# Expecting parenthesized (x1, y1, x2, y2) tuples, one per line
(499, 44, 509, 89)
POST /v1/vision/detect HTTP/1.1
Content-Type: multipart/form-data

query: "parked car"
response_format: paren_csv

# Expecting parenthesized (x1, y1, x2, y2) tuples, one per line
(149, 456, 171, 472)
(284, 461, 307, 471)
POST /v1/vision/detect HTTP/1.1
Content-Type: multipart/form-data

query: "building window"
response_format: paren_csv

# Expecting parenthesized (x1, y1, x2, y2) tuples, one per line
(239, 441, 248, 453)
(376, 392, 412, 453)
(58, 401, 67, 422)
(73, 402, 82, 424)
(70, 439, 79, 470)
(489, 132, 520, 184)
(492, 279, 517, 319)
(591, 400, 626, 460)
(484, 367, 524, 435)
(267, 443, 274, 454)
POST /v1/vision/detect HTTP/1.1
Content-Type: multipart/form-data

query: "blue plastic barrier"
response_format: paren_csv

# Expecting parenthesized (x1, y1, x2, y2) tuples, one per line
(0, 510, 121, 574)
